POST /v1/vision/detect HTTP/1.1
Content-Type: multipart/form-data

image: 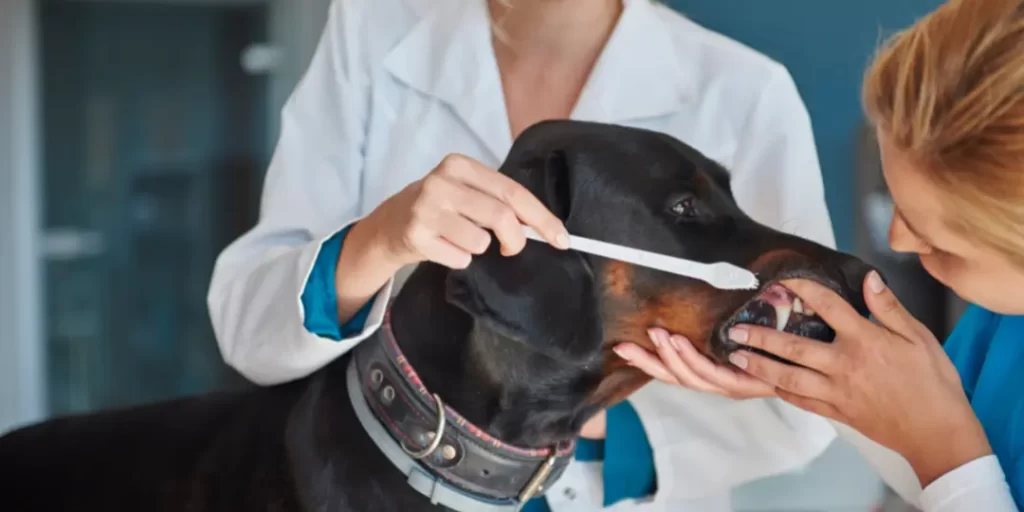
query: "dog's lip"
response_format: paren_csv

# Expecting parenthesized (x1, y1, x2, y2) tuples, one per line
(712, 272, 842, 355)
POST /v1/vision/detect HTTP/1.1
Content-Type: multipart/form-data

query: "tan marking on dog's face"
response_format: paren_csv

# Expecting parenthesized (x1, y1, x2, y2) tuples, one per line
(588, 263, 734, 407)
(588, 248, 822, 408)
(603, 260, 633, 297)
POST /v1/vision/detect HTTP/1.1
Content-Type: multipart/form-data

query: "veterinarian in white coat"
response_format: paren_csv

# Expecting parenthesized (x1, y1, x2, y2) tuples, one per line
(207, 0, 840, 510)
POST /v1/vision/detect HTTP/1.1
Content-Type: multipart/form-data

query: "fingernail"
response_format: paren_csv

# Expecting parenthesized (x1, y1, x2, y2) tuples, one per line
(648, 328, 668, 348)
(728, 327, 748, 344)
(867, 270, 886, 294)
(669, 335, 686, 352)
(613, 346, 632, 361)
(729, 352, 748, 369)
(555, 232, 570, 249)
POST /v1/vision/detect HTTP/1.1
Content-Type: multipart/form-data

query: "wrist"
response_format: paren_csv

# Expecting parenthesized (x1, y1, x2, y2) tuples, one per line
(334, 220, 402, 321)
(906, 416, 992, 487)
(345, 217, 404, 270)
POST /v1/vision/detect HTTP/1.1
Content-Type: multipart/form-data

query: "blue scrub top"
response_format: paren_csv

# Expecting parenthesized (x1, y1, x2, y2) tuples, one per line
(943, 304, 1024, 507)
(301, 229, 658, 509)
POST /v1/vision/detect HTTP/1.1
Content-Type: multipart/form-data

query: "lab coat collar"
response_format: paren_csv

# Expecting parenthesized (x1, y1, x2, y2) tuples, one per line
(383, 0, 692, 161)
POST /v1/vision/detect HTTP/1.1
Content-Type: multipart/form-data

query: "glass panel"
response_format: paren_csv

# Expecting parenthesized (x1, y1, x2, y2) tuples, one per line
(39, 0, 269, 416)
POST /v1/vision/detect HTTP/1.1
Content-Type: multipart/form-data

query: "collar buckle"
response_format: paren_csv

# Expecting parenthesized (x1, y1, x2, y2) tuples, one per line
(515, 449, 560, 510)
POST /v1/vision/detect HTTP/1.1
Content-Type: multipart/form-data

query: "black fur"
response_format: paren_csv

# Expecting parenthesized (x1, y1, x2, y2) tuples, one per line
(0, 120, 876, 511)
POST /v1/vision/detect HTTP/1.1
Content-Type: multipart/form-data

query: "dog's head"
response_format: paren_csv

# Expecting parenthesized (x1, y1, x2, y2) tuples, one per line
(445, 120, 876, 411)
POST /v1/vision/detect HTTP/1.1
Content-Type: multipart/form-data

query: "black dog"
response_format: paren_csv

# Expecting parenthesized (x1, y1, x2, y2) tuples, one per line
(0, 120, 877, 512)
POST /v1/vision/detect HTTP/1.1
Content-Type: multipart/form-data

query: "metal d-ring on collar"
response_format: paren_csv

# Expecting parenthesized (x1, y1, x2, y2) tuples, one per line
(351, 313, 578, 511)
(400, 392, 446, 459)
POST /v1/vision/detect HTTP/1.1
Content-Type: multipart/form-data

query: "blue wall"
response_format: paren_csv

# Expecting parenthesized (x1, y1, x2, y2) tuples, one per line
(668, 0, 944, 251)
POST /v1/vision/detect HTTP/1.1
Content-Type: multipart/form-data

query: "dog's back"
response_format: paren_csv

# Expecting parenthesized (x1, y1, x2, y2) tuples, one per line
(0, 382, 306, 511)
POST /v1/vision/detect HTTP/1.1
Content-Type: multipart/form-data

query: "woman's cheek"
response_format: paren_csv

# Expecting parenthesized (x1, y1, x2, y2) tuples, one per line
(921, 253, 979, 302)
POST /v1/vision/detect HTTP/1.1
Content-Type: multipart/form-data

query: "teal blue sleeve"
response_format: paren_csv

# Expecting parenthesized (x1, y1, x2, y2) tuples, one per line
(300, 225, 374, 340)
(943, 304, 999, 400)
(520, 400, 656, 511)
(602, 400, 657, 506)
(943, 305, 1022, 506)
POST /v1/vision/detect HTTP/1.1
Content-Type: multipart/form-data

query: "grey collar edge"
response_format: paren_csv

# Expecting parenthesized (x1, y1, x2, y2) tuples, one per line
(346, 359, 528, 512)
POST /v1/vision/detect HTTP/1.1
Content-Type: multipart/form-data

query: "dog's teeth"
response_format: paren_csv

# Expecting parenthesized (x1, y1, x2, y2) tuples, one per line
(804, 307, 815, 317)
(774, 304, 792, 332)
(793, 297, 804, 314)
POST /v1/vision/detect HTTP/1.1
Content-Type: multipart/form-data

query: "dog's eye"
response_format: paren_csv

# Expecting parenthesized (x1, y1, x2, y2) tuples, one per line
(669, 196, 698, 218)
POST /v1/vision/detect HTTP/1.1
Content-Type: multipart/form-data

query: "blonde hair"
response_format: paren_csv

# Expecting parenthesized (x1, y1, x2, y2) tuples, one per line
(862, 0, 1024, 266)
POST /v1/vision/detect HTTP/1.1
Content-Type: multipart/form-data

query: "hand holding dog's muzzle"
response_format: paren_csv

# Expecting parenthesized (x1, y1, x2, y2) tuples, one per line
(613, 330, 777, 400)
(728, 273, 993, 488)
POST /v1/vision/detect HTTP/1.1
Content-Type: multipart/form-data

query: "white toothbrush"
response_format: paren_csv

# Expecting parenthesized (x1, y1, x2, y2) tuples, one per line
(522, 227, 759, 291)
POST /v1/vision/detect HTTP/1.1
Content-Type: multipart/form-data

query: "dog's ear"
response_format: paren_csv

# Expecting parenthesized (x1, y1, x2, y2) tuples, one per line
(445, 149, 601, 363)
(537, 149, 574, 221)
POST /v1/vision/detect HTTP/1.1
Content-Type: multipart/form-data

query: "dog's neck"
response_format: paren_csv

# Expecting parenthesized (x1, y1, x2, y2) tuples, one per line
(388, 264, 603, 449)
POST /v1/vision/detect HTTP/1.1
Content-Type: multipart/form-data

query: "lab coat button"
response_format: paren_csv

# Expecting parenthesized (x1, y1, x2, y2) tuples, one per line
(562, 488, 577, 500)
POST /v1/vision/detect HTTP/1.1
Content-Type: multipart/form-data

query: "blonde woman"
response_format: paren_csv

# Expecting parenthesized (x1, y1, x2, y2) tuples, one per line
(623, 0, 1024, 510)
(208, 0, 841, 509)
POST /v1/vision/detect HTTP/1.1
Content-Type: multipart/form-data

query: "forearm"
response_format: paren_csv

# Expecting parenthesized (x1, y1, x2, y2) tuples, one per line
(334, 219, 402, 324)
(209, 233, 366, 385)
(919, 455, 1018, 512)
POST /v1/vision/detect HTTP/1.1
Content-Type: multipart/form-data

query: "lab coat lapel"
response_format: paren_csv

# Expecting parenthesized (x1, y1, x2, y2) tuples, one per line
(383, 0, 696, 159)
(383, 0, 513, 161)
(571, 0, 695, 124)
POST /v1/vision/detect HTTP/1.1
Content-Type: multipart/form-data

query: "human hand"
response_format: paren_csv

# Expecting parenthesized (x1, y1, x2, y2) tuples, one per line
(728, 272, 992, 486)
(613, 328, 777, 400)
(361, 153, 569, 270)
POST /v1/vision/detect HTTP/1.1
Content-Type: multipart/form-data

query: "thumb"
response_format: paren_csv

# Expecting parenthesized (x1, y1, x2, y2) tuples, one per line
(863, 271, 926, 342)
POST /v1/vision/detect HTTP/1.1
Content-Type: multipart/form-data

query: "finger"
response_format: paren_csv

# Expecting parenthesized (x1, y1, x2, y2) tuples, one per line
(450, 186, 527, 256)
(418, 236, 473, 269)
(779, 279, 865, 335)
(440, 154, 569, 249)
(729, 350, 835, 402)
(729, 325, 839, 374)
(670, 334, 777, 398)
(647, 329, 729, 395)
(862, 270, 930, 342)
(613, 343, 680, 386)
(776, 388, 847, 424)
(436, 212, 493, 255)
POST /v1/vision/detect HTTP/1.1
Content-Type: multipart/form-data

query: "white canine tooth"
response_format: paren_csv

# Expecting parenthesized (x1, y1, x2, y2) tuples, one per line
(793, 297, 804, 314)
(774, 305, 792, 332)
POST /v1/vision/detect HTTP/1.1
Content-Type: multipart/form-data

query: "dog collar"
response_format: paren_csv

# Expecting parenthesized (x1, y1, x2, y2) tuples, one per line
(348, 311, 576, 511)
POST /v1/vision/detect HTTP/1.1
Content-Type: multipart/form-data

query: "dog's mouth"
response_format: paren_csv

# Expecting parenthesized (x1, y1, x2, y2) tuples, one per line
(712, 281, 837, 364)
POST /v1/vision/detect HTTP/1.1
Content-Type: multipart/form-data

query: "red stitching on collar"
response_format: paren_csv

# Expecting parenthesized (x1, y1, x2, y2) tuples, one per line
(380, 310, 576, 459)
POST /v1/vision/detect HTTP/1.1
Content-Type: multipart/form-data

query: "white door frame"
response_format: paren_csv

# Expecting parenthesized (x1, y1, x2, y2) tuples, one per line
(0, 0, 46, 435)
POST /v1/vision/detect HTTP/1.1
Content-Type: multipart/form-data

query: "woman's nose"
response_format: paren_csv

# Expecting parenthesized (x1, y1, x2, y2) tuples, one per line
(889, 214, 930, 254)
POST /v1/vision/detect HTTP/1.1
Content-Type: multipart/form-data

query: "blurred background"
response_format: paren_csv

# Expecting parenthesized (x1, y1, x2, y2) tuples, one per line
(0, 0, 960, 510)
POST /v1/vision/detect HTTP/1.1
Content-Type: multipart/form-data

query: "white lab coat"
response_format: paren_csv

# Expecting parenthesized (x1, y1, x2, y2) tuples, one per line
(207, 0, 846, 509)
